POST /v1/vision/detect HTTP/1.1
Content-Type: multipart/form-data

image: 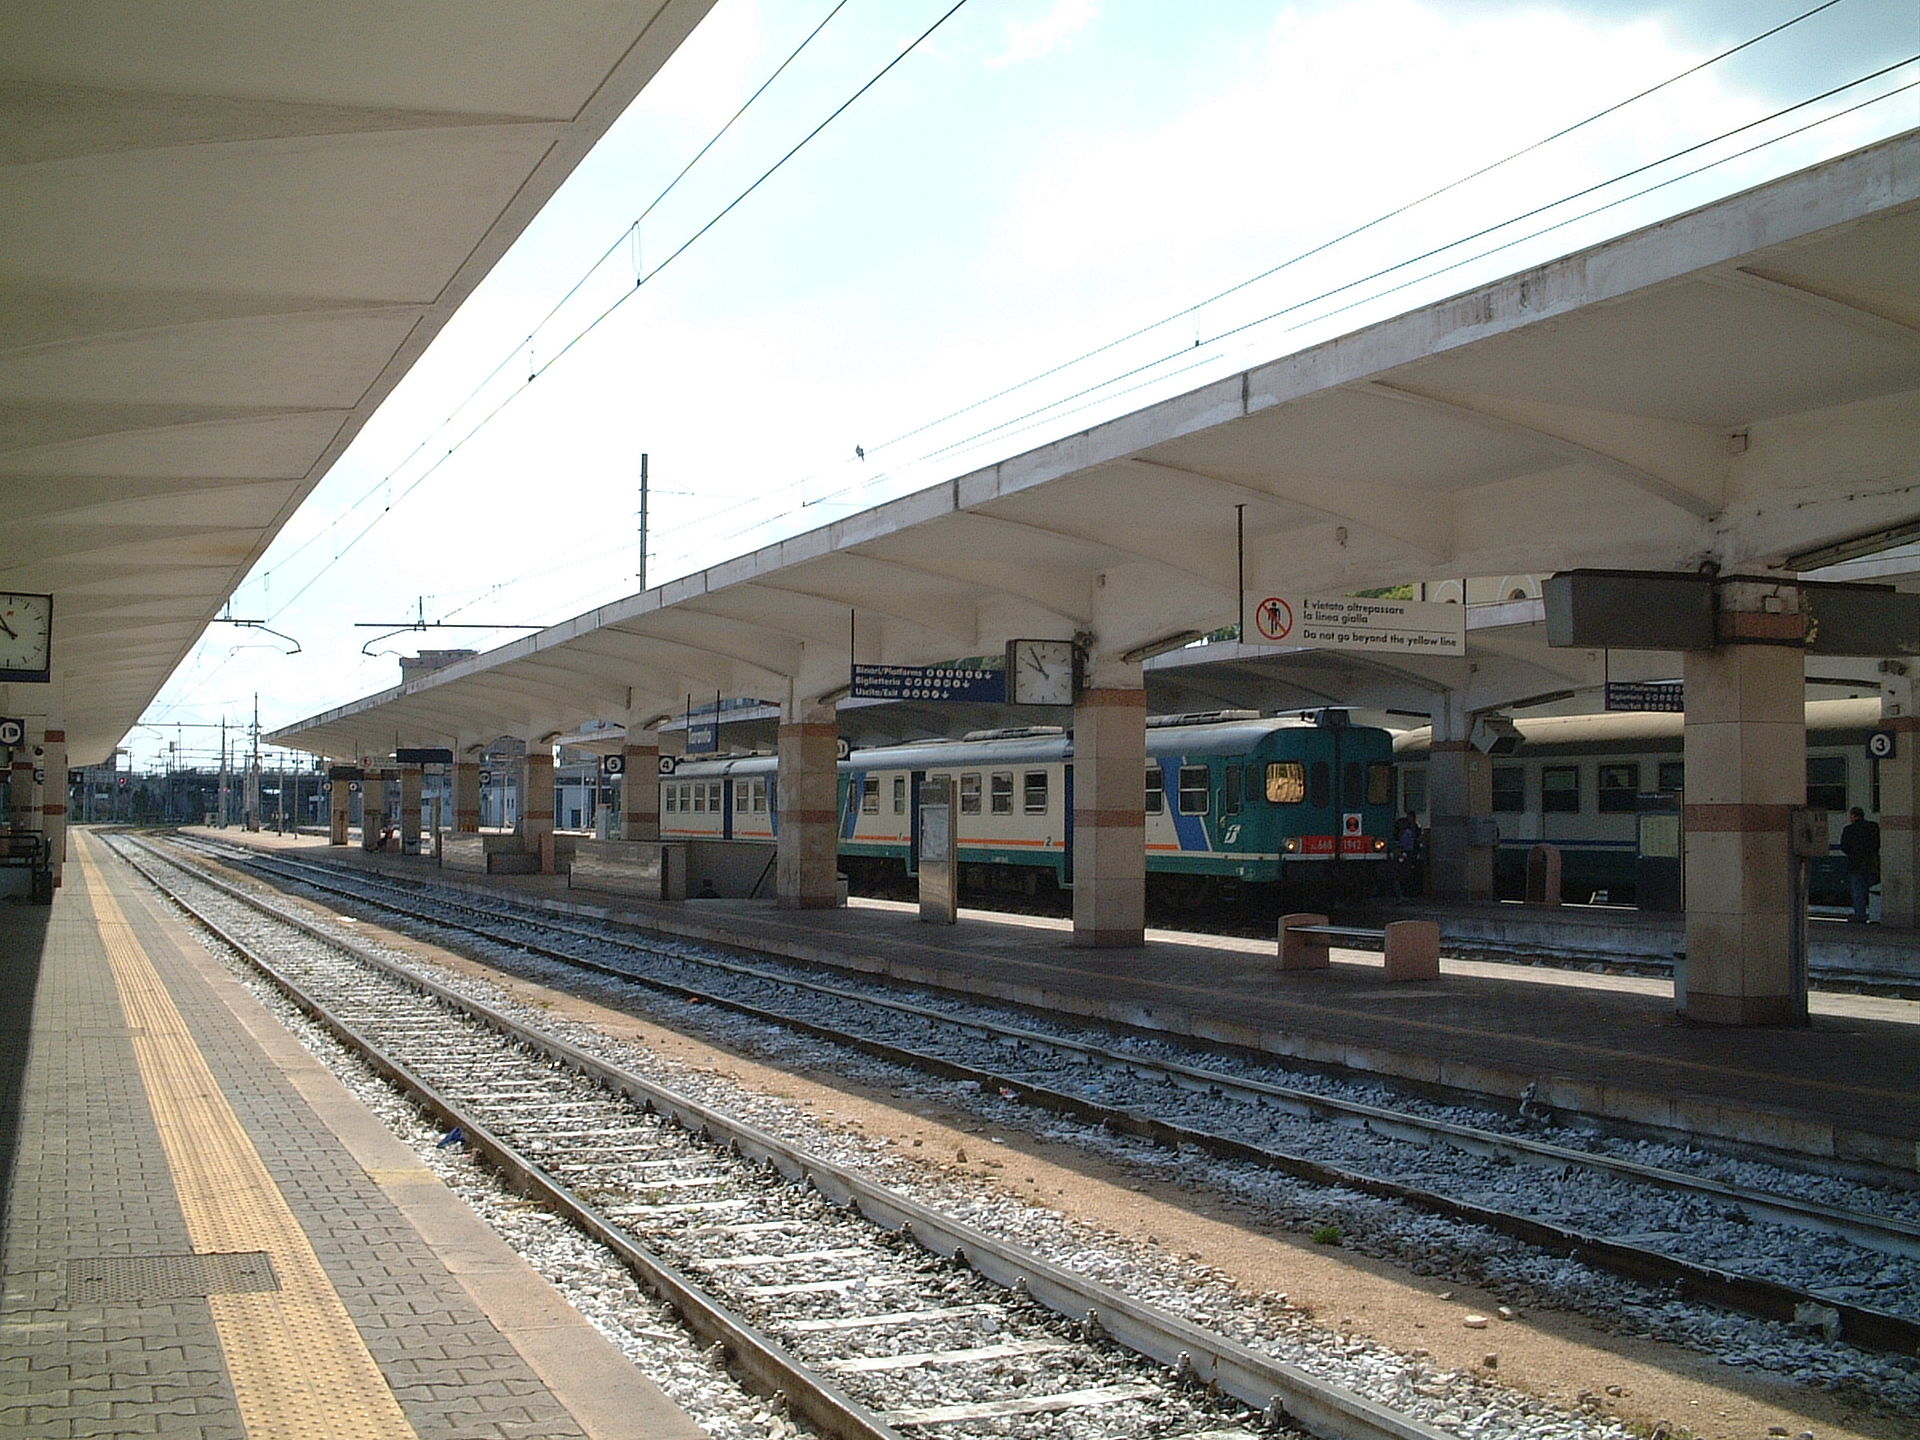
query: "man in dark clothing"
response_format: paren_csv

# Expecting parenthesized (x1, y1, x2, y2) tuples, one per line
(1839, 806, 1880, 923)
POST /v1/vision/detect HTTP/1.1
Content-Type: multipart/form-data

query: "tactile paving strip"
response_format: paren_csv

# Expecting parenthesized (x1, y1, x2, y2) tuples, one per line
(79, 843, 419, 1440)
(67, 1251, 279, 1304)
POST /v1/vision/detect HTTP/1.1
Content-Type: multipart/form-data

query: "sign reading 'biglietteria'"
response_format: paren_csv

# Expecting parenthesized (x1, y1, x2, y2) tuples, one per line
(1245, 594, 1465, 655)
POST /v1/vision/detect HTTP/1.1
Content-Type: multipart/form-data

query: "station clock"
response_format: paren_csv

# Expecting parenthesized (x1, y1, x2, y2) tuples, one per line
(1006, 638, 1080, 706)
(0, 592, 52, 683)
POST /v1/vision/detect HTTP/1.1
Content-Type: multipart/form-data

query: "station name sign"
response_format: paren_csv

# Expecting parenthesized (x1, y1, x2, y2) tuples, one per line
(394, 747, 453, 765)
(850, 663, 1008, 703)
(685, 718, 718, 754)
(1246, 594, 1465, 656)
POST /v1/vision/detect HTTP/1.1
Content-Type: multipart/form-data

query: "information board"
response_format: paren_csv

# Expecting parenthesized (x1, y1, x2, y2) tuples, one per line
(1604, 682, 1684, 713)
(850, 663, 1008, 703)
(1245, 594, 1464, 655)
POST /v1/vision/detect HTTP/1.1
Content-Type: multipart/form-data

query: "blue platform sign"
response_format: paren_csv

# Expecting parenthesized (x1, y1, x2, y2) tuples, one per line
(685, 718, 719, 754)
(850, 664, 1007, 703)
(1605, 682, 1684, 713)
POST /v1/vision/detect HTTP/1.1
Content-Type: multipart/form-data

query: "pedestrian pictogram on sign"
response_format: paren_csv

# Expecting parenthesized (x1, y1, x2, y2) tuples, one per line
(1253, 597, 1294, 642)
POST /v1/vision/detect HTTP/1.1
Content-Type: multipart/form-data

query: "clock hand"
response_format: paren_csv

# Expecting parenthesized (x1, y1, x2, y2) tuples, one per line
(0, 617, 15, 640)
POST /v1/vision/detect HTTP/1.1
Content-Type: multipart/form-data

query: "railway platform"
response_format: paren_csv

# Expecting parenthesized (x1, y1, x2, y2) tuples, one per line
(0, 829, 710, 1440)
(196, 827, 1920, 1181)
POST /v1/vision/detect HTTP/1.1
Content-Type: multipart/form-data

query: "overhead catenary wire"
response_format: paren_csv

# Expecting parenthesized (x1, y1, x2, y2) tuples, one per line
(845, 0, 1854, 469)
(245, 0, 856, 604)
(259, 0, 969, 627)
(875, 53, 1920, 476)
(252, 0, 1847, 627)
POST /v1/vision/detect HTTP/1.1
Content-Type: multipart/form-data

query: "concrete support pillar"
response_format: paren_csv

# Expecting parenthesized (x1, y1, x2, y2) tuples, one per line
(776, 700, 840, 908)
(10, 742, 36, 832)
(40, 729, 66, 888)
(243, 761, 261, 832)
(1427, 706, 1494, 901)
(329, 778, 351, 845)
(1071, 678, 1147, 947)
(1680, 579, 1807, 1026)
(622, 734, 660, 841)
(1876, 676, 1917, 928)
(453, 761, 482, 833)
(521, 746, 555, 872)
(399, 768, 423, 851)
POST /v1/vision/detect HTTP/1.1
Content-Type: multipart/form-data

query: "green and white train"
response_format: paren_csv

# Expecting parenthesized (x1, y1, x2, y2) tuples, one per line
(659, 711, 1397, 905)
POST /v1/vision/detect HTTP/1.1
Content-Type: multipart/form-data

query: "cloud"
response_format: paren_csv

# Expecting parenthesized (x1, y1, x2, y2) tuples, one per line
(988, 0, 1098, 70)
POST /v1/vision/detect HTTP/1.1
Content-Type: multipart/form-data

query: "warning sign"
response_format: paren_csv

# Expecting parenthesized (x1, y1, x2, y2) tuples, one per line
(1251, 597, 1294, 642)
(1245, 593, 1464, 656)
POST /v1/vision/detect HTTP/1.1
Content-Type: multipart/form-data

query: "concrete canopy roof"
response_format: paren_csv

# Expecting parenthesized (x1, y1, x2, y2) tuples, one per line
(272, 133, 1920, 763)
(0, 0, 713, 764)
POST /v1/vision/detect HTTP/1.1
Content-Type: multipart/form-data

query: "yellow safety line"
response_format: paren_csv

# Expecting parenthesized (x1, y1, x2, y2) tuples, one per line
(77, 837, 418, 1440)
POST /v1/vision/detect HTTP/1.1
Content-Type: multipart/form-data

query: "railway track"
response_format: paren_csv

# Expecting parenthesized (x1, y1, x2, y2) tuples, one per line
(162, 835, 1920, 1360)
(116, 834, 1465, 1440)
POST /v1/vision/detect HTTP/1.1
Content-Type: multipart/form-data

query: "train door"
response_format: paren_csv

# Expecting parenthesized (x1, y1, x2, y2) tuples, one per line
(907, 770, 926, 875)
(1061, 763, 1074, 887)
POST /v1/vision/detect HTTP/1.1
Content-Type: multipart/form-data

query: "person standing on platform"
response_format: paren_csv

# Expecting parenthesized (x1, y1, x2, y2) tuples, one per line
(1840, 806, 1880, 924)
(1391, 812, 1422, 899)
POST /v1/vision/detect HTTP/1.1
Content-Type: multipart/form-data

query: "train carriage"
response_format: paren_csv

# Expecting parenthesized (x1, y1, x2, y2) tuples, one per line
(660, 711, 1397, 904)
(1392, 697, 1883, 905)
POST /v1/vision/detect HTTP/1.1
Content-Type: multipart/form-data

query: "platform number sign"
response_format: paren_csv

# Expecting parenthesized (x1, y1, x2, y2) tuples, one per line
(1868, 730, 1898, 761)
(0, 716, 23, 747)
(601, 754, 625, 777)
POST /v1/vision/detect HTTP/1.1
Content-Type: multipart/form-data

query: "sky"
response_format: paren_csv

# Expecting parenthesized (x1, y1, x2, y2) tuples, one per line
(130, 0, 1919, 772)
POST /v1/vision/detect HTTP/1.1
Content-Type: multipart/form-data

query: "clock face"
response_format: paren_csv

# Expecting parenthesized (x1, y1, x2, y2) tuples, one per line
(0, 593, 52, 682)
(1007, 638, 1078, 706)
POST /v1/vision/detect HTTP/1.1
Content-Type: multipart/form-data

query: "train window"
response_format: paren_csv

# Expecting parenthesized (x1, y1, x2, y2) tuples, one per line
(861, 775, 880, 814)
(1266, 762, 1305, 804)
(1144, 768, 1164, 813)
(1342, 761, 1363, 809)
(1598, 763, 1639, 813)
(1367, 763, 1393, 807)
(736, 785, 749, 812)
(1310, 761, 1331, 810)
(710, 782, 724, 812)
(1400, 767, 1427, 816)
(1658, 761, 1684, 793)
(1023, 771, 1049, 813)
(1178, 765, 1210, 815)
(959, 773, 982, 815)
(664, 785, 678, 815)
(990, 772, 1014, 814)
(752, 779, 768, 813)
(1223, 764, 1243, 815)
(1807, 755, 1848, 812)
(691, 784, 705, 814)
(1491, 766, 1525, 813)
(893, 775, 906, 814)
(1542, 765, 1580, 813)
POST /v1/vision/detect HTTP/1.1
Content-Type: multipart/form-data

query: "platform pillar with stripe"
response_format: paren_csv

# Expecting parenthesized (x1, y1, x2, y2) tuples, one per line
(776, 700, 840, 908)
(1679, 580, 1808, 1026)
(1071, 681, 1146, 947)
(622, 730, 660, 842)
(521, 745, 556, 872)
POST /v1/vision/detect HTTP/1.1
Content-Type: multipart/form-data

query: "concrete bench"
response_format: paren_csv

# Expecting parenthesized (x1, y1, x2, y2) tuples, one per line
(1279, 912, 1440, 981)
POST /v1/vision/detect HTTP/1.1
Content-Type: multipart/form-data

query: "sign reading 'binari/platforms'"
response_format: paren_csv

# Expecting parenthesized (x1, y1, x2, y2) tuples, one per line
(1245, 595, 1465, 655)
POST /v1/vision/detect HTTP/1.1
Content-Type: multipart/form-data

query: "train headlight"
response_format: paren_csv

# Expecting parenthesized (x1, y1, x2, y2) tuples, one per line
(1373, 836, 1387, 852)
(1283, 837, 1300, 853)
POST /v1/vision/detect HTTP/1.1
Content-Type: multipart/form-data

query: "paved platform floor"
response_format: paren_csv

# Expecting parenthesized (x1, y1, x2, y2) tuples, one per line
(0, 830, 709, 1440)
(201, 828, 1920, 1180)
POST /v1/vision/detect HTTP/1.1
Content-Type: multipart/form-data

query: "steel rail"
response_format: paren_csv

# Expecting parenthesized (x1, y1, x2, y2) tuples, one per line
(174, 837, 1920, 1355)
(124, 836, 1455, 1440)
